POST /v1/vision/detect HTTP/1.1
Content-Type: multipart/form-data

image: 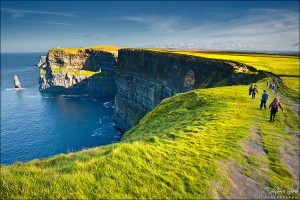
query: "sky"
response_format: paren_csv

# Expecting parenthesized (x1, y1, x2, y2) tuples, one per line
(1, 1, 299, 52)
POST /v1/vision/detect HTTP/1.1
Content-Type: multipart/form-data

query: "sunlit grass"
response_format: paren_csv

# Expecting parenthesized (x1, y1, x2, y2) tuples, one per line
(281, 77, 300, 92)
(49, 45, 121, 57)
(171, 51, 299, 76)
(50, 67, 100, 77)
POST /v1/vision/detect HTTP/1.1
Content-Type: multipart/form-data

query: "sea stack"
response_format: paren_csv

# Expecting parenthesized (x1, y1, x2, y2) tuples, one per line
(14, 75, 22, 88)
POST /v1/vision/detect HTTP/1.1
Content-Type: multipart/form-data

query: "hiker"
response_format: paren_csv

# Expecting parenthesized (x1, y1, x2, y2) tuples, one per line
(252, 86, 258, 99)
(268, 97, 283, 121)
(249, 84, 253, 96)
(266, 81, 268, 86)
(269, 82, 272, 89)
(260, 90, 269, 109)
(272, 84, 275, 90)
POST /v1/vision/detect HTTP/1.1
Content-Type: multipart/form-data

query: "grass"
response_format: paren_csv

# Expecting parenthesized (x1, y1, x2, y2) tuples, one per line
(40, 69, 46, 76)
(1, 79, 299, 199)
(281, 77, 300, 93)
(51, 67, 100, 77)
(49, 45, 120, 57)
(171, 51, 299, 76)
(67, 69, 100, 77)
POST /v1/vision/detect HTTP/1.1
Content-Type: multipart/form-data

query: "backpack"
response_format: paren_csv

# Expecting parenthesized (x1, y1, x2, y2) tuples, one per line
(262, 93, 268, 101)
(252, 88, 257, 93)
(272, 101, 278, 109)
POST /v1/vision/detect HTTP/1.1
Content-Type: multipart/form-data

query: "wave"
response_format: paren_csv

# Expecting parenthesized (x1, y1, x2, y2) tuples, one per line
(97, 118, 102, 125)
(62, 94, 79, 98)
(91, 128, 103, 137)
(6, 88, 25, 91)
(102, 116, 109, 119)
(113, 135, 121, 139)
(103, 101, 114, 108)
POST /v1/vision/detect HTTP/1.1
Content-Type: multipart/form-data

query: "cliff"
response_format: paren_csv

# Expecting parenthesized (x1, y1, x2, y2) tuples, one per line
(114, 49, 265, 132)
(38, 47, 265, 131)
(39, 46, 119, 97)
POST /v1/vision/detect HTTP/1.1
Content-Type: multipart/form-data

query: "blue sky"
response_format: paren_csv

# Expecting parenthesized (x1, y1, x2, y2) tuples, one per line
(1, 1, 299, 52)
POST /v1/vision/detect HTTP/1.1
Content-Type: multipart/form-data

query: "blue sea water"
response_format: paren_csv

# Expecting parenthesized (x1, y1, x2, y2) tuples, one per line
(1, 53, 121, 165)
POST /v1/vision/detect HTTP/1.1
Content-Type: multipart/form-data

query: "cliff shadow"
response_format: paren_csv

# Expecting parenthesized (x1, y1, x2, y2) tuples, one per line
(40, 70, 116, 99)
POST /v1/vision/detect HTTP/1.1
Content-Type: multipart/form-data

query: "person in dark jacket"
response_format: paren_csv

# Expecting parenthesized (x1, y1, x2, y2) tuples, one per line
(252, 86, 258, 99)
(249, 84, 253, 96)
(260, 90, 269, 109)
(269, 97, 283, 121)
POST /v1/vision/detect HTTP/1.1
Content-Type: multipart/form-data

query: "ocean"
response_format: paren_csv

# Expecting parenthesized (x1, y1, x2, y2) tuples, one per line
(1, 53, 121, 165)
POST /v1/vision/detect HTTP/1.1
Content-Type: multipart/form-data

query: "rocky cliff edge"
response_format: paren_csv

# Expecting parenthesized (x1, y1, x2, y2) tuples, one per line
(38, 46, 119, 97)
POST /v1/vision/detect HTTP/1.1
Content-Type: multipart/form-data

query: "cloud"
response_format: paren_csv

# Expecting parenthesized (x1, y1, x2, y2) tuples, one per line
(108, 8, 298, 51)
(118, 16, 148, 23)
(100, 15, 180, 34)
(83, 34, 101, 40)
(1, 7, 76, 18)
(291, 42, 299, 46)
(264, 22, 285, 30)
(44, 22, 74, 26)
(19, 20, 75, 26)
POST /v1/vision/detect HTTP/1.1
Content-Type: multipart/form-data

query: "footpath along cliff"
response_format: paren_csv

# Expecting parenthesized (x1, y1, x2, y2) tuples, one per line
(38, 47, 265, 132)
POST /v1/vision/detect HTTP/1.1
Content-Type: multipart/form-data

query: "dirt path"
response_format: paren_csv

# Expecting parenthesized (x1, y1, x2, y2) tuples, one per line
(228, 126, 268, 199)
(272, 77, 299, 186)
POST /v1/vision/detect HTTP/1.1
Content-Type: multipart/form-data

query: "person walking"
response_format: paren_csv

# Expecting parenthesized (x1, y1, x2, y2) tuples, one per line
(252, 86, 258, 99)
(268, 97, 283, 121)
(249, 84, 253, 96)
(260, 90, 269, 109)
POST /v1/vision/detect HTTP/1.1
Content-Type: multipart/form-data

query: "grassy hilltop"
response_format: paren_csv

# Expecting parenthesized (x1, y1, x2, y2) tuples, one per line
(49, 45, 120, 57)
(1, 48, 299, 199)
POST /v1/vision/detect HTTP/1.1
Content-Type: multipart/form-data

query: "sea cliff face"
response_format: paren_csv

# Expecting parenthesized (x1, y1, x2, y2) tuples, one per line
(114, 49, 263, 132)
(39, 48, 117, 97)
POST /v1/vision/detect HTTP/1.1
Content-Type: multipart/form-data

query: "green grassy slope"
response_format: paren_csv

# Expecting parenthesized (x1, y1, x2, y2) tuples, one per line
(172, 51, 299, 76)
(1, 79, 299, 199)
